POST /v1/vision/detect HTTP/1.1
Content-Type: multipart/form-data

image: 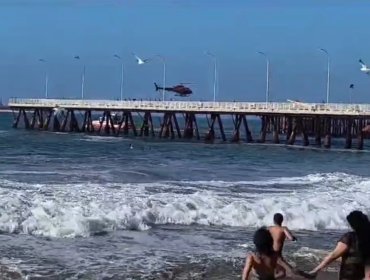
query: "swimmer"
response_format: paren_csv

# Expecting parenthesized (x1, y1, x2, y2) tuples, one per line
(268, 213, 297, 277)
(269, 213, 297, 255)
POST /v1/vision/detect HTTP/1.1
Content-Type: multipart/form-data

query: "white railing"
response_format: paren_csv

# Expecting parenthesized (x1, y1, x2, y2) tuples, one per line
(7, 98, 370, 116)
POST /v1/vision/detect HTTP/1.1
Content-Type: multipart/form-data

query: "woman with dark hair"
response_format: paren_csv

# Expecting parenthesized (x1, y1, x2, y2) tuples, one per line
(309, 210, 370, 279)
(242, 227, 294, 280)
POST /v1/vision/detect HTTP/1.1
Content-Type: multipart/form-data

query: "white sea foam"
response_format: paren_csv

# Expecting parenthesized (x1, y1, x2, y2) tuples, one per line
(0, 172, 368, 238)
(79, 135, 128, 143)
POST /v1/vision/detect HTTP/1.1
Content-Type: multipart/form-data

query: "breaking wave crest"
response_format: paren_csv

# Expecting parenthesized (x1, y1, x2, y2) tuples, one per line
(0, 172, 368, 238)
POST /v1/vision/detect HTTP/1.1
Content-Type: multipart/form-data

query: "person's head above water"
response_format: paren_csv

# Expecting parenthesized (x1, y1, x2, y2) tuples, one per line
(273, 213, 284, 226)
(253, 227, 274, 256)
(347, 210, 370, 260)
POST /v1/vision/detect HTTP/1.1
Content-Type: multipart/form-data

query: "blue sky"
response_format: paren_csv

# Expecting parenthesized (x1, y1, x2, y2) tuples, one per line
(0, 0, 370, 103)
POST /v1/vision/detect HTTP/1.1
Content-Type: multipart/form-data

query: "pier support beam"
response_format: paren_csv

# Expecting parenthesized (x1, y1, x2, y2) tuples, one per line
(118, 111, 137, 136)
(12, 109, 22, 128)
(81, 111, 88, 133)
(60, 110, 70, 132)
(43, 109, 52, 130)
(299, 118, 309, 146)
(69, 110, 80, 132)
(314, 116, 322, 147)
(205, 114, 226, 142)
(231, 114, 243, 142)
(183, 113, 200, 140)
(272, 116, 280, 144)
(287, 118, 297, 145)
(344, 118, 353, 149)
(259, 116, 268, 143)
(243, 115, 253, 143)
(232, 114, 254, 143)
(323, 117, 332, 149)
(357, 118, 364, 150)
(53, 111, 61, 131)
(159, 112, 181, 139)
(286, 116, 293, 142)
(140, 112, 155, 137)
(30, 109, 39, 129)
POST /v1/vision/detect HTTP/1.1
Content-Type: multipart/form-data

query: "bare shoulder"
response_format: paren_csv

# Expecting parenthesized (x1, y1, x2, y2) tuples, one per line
(269, 225, 278, 232)
(246, 253, 256, 264)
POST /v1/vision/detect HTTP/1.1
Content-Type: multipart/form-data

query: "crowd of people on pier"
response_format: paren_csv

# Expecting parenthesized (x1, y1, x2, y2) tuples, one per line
(242, 211, 370, 280)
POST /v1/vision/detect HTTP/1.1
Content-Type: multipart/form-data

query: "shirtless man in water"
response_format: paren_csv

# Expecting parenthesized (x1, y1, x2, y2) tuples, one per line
(268, 213, 297, 278)
(269, 213, 297, 255)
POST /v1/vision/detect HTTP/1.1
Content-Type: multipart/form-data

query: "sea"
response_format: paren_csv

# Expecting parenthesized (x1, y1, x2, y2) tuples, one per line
(0, 112, 369, 279)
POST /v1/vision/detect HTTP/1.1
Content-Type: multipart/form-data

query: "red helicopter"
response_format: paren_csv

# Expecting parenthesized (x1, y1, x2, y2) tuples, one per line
(154, 82, 193, 97)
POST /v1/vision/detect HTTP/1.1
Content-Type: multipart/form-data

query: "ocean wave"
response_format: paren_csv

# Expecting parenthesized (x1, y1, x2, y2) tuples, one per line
(78, 135, 129, 143)
(0, 172, 367, 238)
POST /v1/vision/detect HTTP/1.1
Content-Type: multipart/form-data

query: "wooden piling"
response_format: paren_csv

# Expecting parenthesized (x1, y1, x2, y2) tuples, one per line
(344, 118, 353, 149)
(323, 117, 332, 149)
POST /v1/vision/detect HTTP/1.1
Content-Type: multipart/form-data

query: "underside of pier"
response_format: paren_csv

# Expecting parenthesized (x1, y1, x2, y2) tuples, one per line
(10, 106, 370, 150)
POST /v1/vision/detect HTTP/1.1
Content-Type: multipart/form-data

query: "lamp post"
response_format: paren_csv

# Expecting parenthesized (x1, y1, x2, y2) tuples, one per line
(114, 54, 124, 101)
(257, 51, 270, 104)
(74, 56, 85, 99)
(205, 51, 217, 102)
(156, 55, 166, 101)
(319, 48, 330, 104)
(349, 84, 354, 104)
(38, 59, 48, 99)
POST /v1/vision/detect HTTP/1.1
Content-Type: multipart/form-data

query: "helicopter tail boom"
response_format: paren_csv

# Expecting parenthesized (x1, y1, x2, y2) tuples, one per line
(154, 82, 160, 91)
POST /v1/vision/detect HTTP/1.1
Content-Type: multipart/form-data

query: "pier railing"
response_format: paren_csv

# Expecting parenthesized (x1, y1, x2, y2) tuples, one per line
(8, 98, 370, 116)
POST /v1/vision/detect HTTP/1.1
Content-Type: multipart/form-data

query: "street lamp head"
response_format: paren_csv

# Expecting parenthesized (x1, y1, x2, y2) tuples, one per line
(319, 48, 329, 55)
(205, 51, 215, 58)
(155, 54, 165, 62)
(257, 51, 268, 58)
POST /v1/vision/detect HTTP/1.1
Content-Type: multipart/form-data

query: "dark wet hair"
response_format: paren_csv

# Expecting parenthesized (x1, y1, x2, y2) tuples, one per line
(273, 213, 284, 226)
(253, 227, 274, 256)
(347, 210, 370, 260)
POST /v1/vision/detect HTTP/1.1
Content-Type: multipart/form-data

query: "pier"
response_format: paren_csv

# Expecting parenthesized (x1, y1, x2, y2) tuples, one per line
(8, 98, 370, 150)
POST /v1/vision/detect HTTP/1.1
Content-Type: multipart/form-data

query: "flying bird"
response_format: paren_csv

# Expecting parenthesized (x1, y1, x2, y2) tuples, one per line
(349, 84, 354, 89)
(74, 55, 80, 60)
(359, 59, 370, 74)
(132, 53, 149, 65)
(113, 54, 121, 59)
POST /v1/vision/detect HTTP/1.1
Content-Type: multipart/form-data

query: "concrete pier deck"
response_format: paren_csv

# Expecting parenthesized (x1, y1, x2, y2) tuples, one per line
(7, 98, 370, 150)
(8, 98, 370, 116)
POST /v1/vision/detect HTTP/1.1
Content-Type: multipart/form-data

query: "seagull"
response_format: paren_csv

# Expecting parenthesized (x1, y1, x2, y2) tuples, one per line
(132, 53, 149, 65)
(359, 59, 370, 74)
